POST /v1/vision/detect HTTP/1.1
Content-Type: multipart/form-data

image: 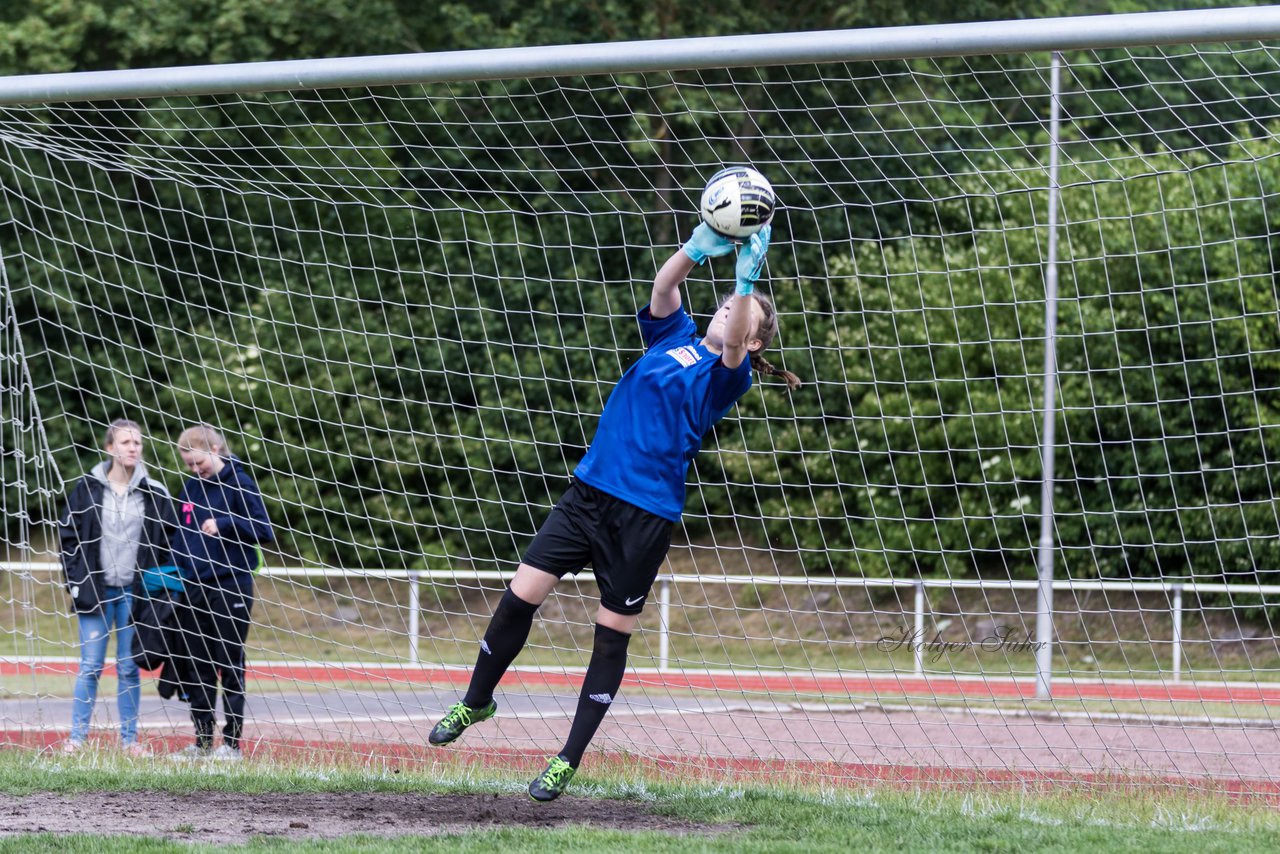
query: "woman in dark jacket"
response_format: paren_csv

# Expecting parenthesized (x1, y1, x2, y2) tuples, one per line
(169, 423, 273, 762)
(58, 419, 176, 754)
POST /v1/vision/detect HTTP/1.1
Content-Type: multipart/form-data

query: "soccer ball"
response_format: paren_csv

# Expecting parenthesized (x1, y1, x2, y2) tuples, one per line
(699, 166, 776, 239)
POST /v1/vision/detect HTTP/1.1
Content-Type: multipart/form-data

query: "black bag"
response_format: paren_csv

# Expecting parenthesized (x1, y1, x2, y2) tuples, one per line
(131, 589, 192, 702)
(132, 589, 180, 672)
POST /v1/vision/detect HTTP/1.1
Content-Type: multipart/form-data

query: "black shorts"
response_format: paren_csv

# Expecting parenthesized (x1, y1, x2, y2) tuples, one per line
(521, 480, 673, 616)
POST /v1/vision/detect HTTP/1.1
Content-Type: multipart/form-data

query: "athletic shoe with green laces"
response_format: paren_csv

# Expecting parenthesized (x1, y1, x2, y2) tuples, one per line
(528, 755, 576, 802)
(428, 699, 497, 745)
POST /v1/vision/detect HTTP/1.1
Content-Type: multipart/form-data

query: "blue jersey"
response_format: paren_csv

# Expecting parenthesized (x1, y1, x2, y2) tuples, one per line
(574, 304, 753, 522)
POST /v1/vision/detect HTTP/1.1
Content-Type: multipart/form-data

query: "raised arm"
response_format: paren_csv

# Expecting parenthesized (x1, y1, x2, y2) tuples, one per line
(651, 223, 735, 319)
(720, 226, 771, 370)
(650, 252, 694, 319)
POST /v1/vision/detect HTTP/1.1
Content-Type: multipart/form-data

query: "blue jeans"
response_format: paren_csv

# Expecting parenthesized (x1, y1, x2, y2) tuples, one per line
(70, 586, 140, 744)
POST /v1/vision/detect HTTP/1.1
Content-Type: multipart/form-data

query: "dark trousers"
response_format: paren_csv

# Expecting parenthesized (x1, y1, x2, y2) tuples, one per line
(176, 578, 253, 749)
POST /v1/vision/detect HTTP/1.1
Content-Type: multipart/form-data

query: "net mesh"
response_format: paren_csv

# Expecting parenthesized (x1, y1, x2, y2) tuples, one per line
(2, 39, 1280, 790)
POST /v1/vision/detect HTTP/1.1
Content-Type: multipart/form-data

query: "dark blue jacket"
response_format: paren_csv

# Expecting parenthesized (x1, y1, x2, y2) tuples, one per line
(173, 456, 273, 585)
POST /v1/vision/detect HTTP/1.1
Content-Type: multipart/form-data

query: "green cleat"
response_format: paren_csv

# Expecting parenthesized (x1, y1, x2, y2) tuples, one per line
(428, 699, 497, 745)
(528, 755, 576, 802)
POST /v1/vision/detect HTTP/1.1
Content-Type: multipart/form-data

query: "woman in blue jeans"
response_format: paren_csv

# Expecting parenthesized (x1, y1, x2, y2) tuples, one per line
(58, 419, 176, 754)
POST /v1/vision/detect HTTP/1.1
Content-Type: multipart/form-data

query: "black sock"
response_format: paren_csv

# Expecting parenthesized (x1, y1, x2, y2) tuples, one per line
(462, 587, 539, 709)
(560, 624, 631, 768)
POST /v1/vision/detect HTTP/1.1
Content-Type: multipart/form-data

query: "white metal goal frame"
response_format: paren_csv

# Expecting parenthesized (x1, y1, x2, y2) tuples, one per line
(2, 11, 1280, 785)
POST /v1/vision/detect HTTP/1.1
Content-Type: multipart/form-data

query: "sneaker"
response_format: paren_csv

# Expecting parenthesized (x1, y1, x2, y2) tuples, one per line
(59, 739, 86, 755)
(528, 755, 576, 802)
(428, 699, 497, 746)
(209, 744, 243, 762)
(169, 743, 211, 762)
(121, 742, 151, 757)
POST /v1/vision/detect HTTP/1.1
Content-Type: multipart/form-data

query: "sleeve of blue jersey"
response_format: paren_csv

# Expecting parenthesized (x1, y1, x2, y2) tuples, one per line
(708, 356, 753, 410)
(638, 303, 697, 351)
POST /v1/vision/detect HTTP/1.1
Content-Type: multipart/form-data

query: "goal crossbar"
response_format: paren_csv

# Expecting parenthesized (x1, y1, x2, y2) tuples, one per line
(2, 7, 1280, 105)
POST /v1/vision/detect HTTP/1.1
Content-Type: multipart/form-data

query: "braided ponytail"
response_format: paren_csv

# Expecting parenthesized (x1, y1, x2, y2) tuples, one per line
(741, 292, 802, 390)
(750, 352, 802, 390)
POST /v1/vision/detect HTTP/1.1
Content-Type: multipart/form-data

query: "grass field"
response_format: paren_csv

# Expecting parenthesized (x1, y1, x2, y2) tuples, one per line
(2, 747, 1280, 852)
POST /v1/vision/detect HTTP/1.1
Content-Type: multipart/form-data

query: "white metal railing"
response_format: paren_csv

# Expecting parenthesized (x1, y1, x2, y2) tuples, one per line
(6, 561, 1278, 681)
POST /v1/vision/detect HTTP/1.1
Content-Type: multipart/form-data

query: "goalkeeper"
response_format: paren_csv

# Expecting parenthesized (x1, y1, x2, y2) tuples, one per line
(428, 223, 800, 801)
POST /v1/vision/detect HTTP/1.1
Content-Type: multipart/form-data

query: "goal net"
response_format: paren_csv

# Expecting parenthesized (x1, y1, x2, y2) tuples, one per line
(3, 16, 1280, 792)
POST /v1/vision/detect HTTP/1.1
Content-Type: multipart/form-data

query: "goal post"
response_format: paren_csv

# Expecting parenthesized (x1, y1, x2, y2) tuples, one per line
(4, 9, 1280, 792)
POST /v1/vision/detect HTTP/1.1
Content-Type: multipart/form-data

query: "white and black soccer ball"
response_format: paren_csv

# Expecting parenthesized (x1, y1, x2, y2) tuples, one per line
(698, 166, 776, 239)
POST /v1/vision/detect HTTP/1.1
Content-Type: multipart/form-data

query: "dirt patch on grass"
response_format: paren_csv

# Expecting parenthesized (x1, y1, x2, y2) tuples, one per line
(0, 790, 737, 843)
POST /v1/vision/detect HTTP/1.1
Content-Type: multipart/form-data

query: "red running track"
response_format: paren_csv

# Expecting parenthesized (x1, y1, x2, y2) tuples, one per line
(5, 660, 1280, 705)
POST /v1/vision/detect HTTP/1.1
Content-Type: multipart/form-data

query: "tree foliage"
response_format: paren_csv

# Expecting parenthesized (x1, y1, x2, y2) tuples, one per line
(3, 1, 1278, 588)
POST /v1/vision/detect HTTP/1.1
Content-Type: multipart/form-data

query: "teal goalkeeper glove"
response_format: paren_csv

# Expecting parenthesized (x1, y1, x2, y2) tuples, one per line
(681, 223, 736, 265)
(735, 225, 771, 295)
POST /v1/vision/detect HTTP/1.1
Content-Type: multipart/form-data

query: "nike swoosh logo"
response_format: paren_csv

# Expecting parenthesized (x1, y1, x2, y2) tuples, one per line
(624, 595, 645, 607)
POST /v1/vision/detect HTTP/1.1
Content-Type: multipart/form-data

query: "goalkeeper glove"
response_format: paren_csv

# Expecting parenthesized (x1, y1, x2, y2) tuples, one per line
(681, 222, 736, 265)
(735, 225, 771, 296)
